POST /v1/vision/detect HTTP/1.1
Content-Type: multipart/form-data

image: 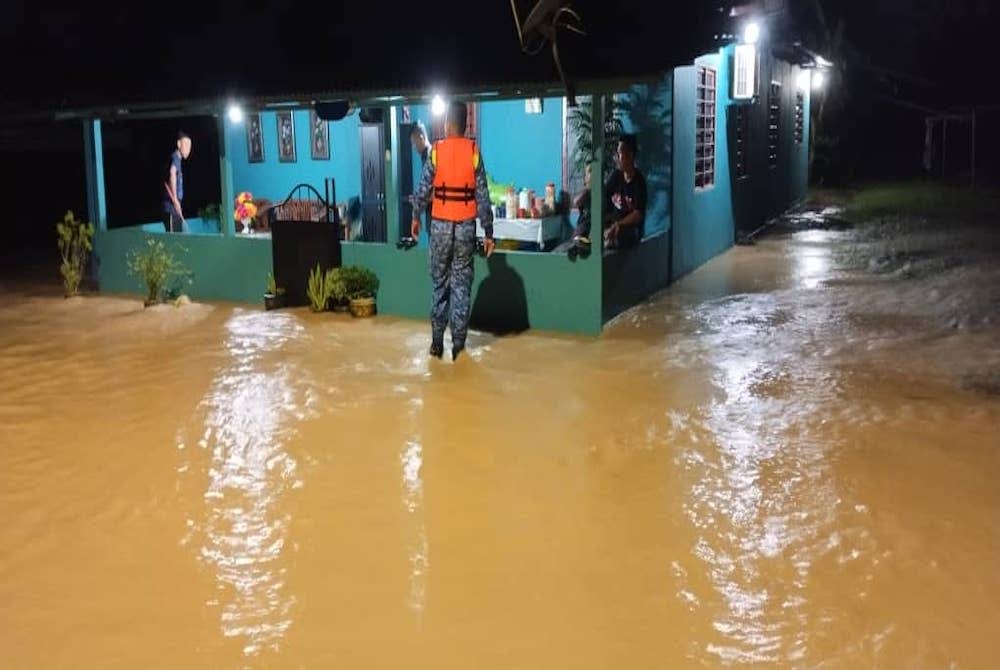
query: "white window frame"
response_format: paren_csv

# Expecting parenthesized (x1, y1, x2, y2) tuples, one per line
(733, 44, 757, 100)
(695, 65, 717, 191)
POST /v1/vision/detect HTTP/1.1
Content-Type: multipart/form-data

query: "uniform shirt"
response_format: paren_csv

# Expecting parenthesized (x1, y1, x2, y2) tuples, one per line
(412, 140, 494, 237)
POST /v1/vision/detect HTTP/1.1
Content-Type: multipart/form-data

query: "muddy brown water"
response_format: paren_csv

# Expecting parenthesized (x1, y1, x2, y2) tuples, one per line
(1, 221, 998, 668)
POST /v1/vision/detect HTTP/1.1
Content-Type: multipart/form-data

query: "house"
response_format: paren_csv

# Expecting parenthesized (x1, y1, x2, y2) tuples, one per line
(36, 4, 829, 335)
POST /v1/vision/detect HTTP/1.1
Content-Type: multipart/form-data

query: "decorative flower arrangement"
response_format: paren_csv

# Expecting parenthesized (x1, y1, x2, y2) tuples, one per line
(234, 191, 258, 232)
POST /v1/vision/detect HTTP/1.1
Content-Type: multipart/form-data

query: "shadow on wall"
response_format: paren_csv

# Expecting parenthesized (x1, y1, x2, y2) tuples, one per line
(617, 77, 673, 232)
(471, 253, 530, 335)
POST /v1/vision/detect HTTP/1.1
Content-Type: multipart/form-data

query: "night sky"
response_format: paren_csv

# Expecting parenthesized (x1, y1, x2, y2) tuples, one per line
(0, 0, 997, 260)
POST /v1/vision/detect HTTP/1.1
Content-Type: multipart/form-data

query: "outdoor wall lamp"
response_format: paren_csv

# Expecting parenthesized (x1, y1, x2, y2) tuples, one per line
(431, 94, 447, 116)
(227, 103, 244, 123)
(743, 21, 760, 45)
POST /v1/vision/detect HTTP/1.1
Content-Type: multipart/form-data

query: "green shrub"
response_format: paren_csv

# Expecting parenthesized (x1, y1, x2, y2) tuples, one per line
(56, 210, 95, 296)
(340, 265, 379, 300)
(126, 238, 192, 305)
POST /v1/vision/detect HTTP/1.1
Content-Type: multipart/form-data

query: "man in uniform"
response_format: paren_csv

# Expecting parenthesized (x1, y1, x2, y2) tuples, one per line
(411, 101, 495, 360)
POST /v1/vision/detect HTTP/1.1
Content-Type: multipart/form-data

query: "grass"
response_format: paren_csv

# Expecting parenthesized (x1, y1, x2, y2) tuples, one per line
(841, 181, 1000, 223)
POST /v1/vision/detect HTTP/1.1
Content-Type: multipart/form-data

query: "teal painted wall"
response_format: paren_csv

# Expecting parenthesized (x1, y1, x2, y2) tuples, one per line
(95, 228, 273, 304)
(343, 242, 602, 335)
(671, 52, 736, 281)
(94, 230, 603, 334)
(226, 110, 362, 206)
(479, 98, 564, 194)
(617, 76, 673, 237)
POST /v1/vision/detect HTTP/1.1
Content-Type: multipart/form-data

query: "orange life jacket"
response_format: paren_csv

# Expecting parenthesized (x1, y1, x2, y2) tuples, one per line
(431, 137, 479, 222)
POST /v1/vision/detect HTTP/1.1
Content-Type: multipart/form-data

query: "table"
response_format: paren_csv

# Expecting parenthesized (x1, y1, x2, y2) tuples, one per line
(476, 216, 564, 250)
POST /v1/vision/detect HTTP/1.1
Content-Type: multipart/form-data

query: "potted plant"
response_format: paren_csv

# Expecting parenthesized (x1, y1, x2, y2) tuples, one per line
(343, 265, 379, 318)
(197, 203, 222, 233)
(306, 263, 333, 312)
(56, 210, 95, 297)
(328, 267, 349, 312)
(264, 272, 287, 310)
(126, 238, 192, 306)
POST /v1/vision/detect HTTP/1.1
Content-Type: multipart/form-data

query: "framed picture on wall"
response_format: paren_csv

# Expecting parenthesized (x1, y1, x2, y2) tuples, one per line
(276, 111, 296, 163)
(246, 113, 264, 163)
(310, 109, 330, 160)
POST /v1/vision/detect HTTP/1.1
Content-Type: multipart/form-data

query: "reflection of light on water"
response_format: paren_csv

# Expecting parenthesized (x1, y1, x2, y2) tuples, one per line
(400, 394, 429, 625)
(793, 230, 834, 289)
(677, 293, 843, 665)
(192, 311, 305, 657)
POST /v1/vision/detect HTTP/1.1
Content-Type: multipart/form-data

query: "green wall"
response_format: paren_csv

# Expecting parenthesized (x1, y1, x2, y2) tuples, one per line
(343, 243, 603, 335)
(95, 228, 273, 304)
(95, 229, 603, 334)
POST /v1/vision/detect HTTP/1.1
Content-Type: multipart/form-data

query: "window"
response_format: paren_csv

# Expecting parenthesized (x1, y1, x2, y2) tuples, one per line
(734, 104, 750, 179)
(794, 90, 805, 144)
(767, 81, 781, 168)
(431, 103, 477, 141)
(733, 44, 757, 100)
(695, 65, 717, 190)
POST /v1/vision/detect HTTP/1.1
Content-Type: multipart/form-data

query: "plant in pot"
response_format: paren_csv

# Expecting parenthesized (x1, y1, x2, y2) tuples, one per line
(306, 263, 334, 312)
(264, 272, 287, 310)
(197, 203, 223, 234)
(126, 238, 192, 306)
(56, 210, 95, 297)
(343, 265, 379, 318)
(327, 267, 349, 312)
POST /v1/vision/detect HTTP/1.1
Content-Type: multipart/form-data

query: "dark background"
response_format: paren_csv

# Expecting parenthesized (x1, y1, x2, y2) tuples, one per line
(1, 0, 997, 270)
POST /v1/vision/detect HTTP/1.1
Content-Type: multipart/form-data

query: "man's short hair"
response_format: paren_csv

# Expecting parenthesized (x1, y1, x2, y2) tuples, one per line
(446, 101, 468, 135)
(619, 133, 638, 156)
(177, 131, 191, 142)
(410, 120, 427, 139)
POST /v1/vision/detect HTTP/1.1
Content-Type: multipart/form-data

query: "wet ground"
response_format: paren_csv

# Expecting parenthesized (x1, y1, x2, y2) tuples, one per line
(1, 204, 998, 668)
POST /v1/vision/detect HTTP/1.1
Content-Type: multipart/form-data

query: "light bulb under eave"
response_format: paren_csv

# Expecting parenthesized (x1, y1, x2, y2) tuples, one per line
(431, 95, 446, 117)
(744, 21, 760, 44)
(812, 71, 825, 91)
(797, 70, 811, 91)
(227, 104, 244, 123)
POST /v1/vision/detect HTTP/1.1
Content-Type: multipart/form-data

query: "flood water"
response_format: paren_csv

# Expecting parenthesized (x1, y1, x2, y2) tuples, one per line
(2, 214, 998, 668)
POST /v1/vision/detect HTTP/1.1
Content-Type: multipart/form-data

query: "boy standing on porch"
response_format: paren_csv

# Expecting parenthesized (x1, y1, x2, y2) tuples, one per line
(162, 131, 192, 233)
(410, 102, 495, 361)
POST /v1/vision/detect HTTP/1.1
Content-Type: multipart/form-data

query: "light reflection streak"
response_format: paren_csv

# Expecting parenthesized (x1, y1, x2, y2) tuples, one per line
(190, 310, 305, 657)
(400, 394, 429, 626)
(677, 286, 844, 665)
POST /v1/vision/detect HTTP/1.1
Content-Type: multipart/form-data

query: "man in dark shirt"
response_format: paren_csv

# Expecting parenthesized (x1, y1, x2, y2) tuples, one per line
(603, 133, 646, 249)
(162, 131, 192, 233)
(408, 121, 431, 239)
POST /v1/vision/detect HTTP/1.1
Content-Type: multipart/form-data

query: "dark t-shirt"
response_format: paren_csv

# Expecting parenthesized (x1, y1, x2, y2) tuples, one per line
(605, 169, 647, 244)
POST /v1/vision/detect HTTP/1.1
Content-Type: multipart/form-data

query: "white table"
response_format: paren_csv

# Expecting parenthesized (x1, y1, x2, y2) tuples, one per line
(476, 216, 564, 249)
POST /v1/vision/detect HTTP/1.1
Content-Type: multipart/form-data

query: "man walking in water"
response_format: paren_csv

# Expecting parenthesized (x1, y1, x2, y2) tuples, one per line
(411, 102, 495, 360)
(163, 131, 192, 233)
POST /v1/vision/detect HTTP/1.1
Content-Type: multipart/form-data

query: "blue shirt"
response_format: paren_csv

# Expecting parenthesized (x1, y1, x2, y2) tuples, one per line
(163, 149, 183, 210)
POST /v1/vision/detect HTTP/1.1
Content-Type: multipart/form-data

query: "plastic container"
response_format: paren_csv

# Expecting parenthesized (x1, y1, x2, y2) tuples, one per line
(518, 188, 530, 214)
(545, 182, 556, 210)
(505, 188, 517, 220)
